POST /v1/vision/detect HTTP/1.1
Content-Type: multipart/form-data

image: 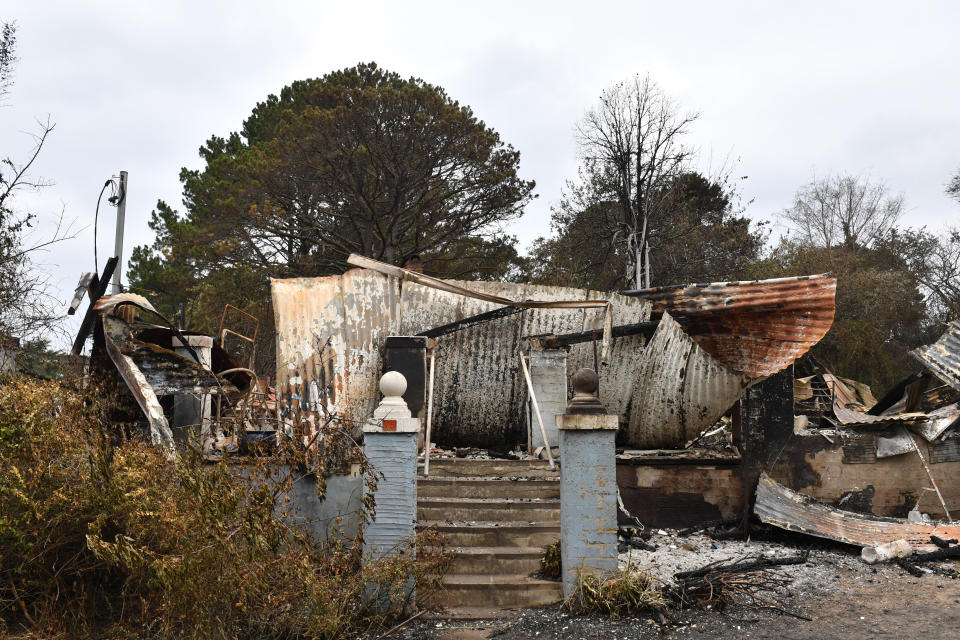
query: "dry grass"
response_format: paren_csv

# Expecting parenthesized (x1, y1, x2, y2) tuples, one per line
(562, 566, 669, 618)
(0, 375, 448, 639)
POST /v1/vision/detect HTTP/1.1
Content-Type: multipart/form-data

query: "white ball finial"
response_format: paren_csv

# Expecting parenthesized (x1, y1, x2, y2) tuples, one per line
(380, 370, 407, 399)
(373, 370, 411, 419)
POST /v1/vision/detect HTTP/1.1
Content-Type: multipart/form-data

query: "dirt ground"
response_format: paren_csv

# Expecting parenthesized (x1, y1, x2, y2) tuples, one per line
(371, 530, 960, 639)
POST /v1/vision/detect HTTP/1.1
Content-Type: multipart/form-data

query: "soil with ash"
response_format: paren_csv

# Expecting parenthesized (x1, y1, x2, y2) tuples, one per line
(370, 528, 960, 639)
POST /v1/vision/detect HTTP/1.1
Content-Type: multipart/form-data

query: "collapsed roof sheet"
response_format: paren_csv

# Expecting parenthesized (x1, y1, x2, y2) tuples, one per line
(911, 320, 960, 392)
(754, 473, 960, 551)
(627, 312, 747, 448)
(625, 274, 837, 378)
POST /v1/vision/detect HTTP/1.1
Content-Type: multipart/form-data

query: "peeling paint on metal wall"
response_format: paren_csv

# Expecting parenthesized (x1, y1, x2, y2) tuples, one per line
(627, 312, 747, 448)
(272, 272, 649, 447)
(271, 272, 401, 434)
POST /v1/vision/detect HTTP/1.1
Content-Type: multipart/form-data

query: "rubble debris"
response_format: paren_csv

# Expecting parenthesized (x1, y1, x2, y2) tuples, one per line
(70, 256, 118, 355)
(672, 553, 811, 620)
(876, 426, 916, 458)
(676, 518, 741, 537)
(624, 273, 837, 378)
(912, 402, 960, 442)
(931, 535, 958, 547)
(754, 474, 960, 551)
(861, 539, 914, 564)
(911, 320, 960, 391)
(868, 371, 929, 415)
(89, 294, 252, 450)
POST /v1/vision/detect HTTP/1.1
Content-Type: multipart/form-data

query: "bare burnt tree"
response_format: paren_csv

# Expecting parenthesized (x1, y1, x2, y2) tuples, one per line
(576, 74, 698, 288)
(1, 22, 72, 340)
(949, 168, 960, 204)
(781, 173, 904, 250)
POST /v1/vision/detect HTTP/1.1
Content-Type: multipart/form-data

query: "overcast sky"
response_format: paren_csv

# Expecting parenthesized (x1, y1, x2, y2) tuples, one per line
(3, 1, 959, 346)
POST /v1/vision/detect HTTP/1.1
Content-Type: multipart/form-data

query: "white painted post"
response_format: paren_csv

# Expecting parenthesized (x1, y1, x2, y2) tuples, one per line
(363, 371, 420, 608)
(423, 348, 435, 477)
(519, 352, 555, 471)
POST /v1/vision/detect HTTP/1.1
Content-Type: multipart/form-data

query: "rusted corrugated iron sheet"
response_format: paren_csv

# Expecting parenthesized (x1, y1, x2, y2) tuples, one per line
(272, 272, 648, 447)
(627, 312, 748, 448)
(911, 320, 960, 392)
(625, 274, 837, 378)
(754, 473, 960, 551)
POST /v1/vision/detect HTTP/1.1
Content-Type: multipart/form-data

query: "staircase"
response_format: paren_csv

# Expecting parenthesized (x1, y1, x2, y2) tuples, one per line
(417, 458, 563, 614)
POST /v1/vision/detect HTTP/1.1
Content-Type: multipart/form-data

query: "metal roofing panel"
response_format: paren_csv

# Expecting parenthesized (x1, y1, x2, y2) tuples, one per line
(911, 320, 960, 392)
(625, 274, 837, 377)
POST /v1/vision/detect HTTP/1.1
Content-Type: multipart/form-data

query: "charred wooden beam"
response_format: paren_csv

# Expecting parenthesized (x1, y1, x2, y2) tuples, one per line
(523, 320, 661, 348)
(416, 305, 523, 339)
(71, 257, 118, 355)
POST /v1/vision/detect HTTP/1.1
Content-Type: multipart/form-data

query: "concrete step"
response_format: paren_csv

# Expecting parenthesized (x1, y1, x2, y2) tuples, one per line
(418, 477, 560, 500)
(436, 574, 562, 607)
(421, 458, 558, 478)
(444, 545, 546, 575)
(418, 497, 560, 522)
(420, 520, 560, 547)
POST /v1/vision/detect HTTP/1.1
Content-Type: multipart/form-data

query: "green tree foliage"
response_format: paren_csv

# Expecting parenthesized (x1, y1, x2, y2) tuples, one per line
(526, 171, 766, 291)
(130, 63, 535, 370)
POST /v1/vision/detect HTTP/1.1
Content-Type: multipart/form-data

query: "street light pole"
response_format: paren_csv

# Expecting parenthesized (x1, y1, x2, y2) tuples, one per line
(112, 170, 127, 294)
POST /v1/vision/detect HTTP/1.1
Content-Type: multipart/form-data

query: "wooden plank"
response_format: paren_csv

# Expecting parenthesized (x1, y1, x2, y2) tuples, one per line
(71, 257, 118, 355)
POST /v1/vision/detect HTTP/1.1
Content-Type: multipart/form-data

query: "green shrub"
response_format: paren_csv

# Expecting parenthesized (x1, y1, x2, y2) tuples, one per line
(0, 375, 448, 638)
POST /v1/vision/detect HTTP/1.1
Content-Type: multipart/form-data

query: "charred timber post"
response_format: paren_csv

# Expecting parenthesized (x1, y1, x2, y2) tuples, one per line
(362, 371, 419, 606)
(556, 368, 619, 598)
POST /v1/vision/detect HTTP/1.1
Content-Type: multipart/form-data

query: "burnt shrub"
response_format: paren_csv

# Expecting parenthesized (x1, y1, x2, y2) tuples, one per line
(0, 375, 448, 638)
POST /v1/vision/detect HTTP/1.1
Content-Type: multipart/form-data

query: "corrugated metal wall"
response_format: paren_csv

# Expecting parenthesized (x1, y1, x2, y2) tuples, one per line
(272, 271, 650, 447)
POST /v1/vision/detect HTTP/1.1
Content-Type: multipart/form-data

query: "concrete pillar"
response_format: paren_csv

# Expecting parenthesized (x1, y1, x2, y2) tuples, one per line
(556, 368, 619, 598)
(527, 347, 567, 452)
(363, 371, 419, 605)
(171, 334, 213, 447)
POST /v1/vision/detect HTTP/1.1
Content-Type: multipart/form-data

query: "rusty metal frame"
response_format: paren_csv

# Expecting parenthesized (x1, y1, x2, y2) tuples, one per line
(218, 304, 259, 369)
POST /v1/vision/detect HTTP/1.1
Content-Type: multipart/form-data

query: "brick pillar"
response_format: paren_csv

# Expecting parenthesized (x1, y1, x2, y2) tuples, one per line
(363, 371, 420, 606)
(556, 368, 619, 598)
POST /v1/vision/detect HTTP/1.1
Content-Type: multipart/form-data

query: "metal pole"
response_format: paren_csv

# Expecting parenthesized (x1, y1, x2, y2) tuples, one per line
(519, 352, 555, 471)
(111, 170, 128, 294)
(423, 349, 436, 477)
(910, 432, 952, 522)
